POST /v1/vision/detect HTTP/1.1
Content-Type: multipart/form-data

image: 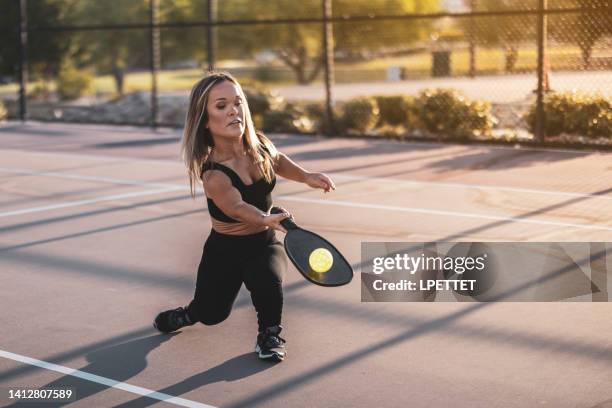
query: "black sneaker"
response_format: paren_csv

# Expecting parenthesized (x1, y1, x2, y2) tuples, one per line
(255, 325, 286, 361)
(153, 307, 194, 333)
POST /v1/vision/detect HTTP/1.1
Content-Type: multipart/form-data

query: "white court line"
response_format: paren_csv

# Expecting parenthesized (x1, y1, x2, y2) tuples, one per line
(0, 187, 183, 218)
(0, 167, 181, 189)
(6, 188, 607, 232)
(363, 138, 602, 155)
(3, 121, 604, 155)
(277, 196, 612, 232)
(1, 159, 610, 203)
(0, 349, 216, 408)
(0, 157, 609, 229)
(0, 171, 609, 232)
(331, 174, 612, 202)
(0, 148, 179, 166)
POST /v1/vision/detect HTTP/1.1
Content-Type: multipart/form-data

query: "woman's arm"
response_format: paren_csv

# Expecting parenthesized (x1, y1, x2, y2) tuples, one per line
(274, 152, 336, 193)
(203, 171, 290, 232)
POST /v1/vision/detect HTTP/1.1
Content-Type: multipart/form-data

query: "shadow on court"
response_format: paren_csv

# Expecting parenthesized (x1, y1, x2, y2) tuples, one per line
(115, 353, 276, 408)
(1, 125, 610, 407)
(288, 139, 590, 172)
(6, 334, 177, 407)
(424, 148, 587, 173)
(0, 126, 69, 137)
(225, 249, 610, 408)
(289, 141, 440, 162)
(0, 193, 197, 235)
(91, 137, 180, 148)
(3, 334, 277, 407)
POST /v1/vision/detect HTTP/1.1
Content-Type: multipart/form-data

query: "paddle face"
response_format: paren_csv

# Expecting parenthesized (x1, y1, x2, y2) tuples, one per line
(272, 207, 353, 286)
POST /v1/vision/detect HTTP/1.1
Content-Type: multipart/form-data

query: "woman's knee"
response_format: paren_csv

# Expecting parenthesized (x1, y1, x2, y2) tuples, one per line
(189, 300, 233, 326)
(199, 309, 231, 326)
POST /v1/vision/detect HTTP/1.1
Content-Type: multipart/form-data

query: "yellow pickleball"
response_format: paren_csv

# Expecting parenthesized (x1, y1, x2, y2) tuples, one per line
(309, 248, 334, 273)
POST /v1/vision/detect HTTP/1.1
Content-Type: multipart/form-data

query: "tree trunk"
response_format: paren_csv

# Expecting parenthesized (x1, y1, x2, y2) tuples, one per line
(305, 56, 324, 83)
(468, 41, 476, 77)
(580, 42, 593, 69)
(112, 65, 125, 95)
(108, 40, 125, 95)
(295, 65, 307, 85)
(504, 45, 518, 73)
(277, 46, 321, 85)
(467, 0, 477, 78)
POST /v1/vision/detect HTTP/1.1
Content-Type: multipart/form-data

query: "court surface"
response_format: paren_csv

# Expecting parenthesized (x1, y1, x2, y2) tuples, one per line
(1, 122, 611, 408)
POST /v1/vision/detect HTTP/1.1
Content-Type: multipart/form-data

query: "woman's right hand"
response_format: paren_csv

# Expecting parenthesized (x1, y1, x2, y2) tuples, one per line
(263, 210, 291, 233)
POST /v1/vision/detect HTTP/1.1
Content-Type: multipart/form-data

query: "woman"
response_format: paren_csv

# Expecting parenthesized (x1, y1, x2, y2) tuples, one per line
(154, 72, 335, 362)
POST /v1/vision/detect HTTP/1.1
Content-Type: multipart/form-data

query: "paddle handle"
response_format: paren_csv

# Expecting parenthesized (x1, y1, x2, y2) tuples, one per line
(270, 206, 299, 230)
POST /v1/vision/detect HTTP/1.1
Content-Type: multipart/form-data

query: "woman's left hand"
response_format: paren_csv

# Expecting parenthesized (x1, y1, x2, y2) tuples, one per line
(305, 172, 336, 193)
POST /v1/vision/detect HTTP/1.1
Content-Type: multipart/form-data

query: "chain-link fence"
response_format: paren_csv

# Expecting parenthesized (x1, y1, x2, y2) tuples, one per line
(1, 0, 610, 144)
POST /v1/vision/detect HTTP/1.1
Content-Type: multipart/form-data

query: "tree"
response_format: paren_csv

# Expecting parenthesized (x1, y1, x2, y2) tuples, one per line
(202, 0, 440, 84)
(62, 0, 150, 95)
(464, 0, 477, 77)
(549, 0, 612, 68)
(65, 0, 210, 92)
(459, 0, 535, 73)
(158, 0, 208, 67)
(0, 0, 69, 81)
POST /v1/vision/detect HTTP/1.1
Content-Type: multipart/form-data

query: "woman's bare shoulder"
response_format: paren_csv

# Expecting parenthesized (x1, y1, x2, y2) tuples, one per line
(202, 169, 233, 196)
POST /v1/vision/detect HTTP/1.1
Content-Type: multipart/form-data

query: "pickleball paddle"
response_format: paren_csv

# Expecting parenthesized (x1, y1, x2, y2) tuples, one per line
(271, 207, 353, 286)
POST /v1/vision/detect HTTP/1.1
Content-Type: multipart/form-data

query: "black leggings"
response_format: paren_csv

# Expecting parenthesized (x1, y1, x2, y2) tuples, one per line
(186, 228, 287, 332)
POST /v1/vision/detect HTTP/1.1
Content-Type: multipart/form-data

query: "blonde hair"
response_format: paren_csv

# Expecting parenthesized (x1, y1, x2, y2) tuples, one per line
(181, 71, 277, 197)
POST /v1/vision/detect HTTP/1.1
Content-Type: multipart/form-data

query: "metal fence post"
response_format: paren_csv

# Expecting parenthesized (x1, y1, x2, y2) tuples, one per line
(207, 0, 217, 71)
(590, 243, 608, 302)
(468, 0, 476, 78)
(322, 0, 335, 136)
(535, 0, 548, 143)
(17, 0, 28, 121)
(149, 0, 160, 128)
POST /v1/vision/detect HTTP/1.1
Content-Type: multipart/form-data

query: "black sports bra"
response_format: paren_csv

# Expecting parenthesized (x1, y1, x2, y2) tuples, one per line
(201, 161, 276, 223)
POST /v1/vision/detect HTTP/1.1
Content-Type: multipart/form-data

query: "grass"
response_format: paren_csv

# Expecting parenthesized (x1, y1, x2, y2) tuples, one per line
(0, 69, 203, 96)
(342, 45, 592, 76)
(0, 45, 604, 97)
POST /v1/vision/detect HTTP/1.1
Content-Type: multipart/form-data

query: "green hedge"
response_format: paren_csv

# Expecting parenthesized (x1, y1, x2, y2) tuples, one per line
(243, 86, 284, 116)
(414, 89, 495, 139)
(0, 100, 7, 121)
(241, 86, 316, 134)
(374, 95, 414, 128)
(526, 92, 612, 138)
(335, 91, 493, 138)
(301, 102, 333, 134)
(340, 96, 380, 133)
(251, 87, 497, 140)
(262, 103, 314, 134)
(57, 62, 93, 101)
(234, 85, 611, 143)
